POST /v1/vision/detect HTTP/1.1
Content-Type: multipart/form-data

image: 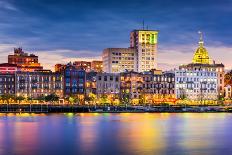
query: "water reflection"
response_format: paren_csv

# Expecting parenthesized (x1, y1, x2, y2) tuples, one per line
(0, 113, 232, 155)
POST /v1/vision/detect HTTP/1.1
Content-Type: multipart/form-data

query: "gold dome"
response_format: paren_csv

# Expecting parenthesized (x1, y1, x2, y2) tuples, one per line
(192, 32, 211, 64)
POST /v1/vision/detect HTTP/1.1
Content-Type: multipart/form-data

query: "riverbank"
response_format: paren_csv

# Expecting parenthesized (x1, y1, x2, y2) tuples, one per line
(0, 104, 232, 113)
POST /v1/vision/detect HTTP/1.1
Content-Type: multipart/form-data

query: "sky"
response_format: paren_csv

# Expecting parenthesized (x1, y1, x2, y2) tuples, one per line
(0, 0, 232, 71)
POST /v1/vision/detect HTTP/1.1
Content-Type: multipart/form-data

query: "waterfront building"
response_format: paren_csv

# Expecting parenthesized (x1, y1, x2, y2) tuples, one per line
(175, 69, 218, 103)
(15, 70, 63, 98)
(120, 71, 175, 104)
(142, 72, 176, 104)
(102, 48, 136, 73)
(0, 63, 18, 96)
(179, 32, 225, 96)
(96, 72, 120, 104)
(86, 71, 97, 99)
(120, 71, 143, 104)
(0, 73, 15, 96)
(8, 48, 43, 72)
(130, 29, 159, 72)
(63, 63, 86, 102)
(91, 60, 103, 72)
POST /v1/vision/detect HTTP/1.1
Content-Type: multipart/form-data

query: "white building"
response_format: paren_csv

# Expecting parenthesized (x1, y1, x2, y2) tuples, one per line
(175, 70, 218, 101)
(102, 48, 136, 73)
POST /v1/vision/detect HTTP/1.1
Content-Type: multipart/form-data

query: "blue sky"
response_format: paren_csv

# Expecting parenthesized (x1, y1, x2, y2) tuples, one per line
(0, 0, 232, 70)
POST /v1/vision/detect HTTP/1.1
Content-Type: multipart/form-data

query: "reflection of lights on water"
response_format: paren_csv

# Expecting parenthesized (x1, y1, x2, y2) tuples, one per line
(65, 113, 74, 117)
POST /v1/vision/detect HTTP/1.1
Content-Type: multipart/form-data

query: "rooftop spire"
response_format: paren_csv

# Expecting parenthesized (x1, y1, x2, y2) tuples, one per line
(198, 31, 204, 47)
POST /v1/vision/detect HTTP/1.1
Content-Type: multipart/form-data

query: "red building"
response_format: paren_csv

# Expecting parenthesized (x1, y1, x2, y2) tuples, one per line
(8, 48, 43, 72)
(0, 63, 18, 74)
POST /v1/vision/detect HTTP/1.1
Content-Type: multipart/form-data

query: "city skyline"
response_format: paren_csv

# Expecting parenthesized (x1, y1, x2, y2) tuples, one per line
(0, 0, 232, 71)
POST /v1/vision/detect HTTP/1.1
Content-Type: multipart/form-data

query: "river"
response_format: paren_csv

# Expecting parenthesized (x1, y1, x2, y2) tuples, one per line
(0, 113, 232, 155)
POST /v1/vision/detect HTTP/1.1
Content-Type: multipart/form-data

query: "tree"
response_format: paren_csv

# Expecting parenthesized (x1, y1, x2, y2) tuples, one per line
(16, 96, 25, 104)
(85, 93, 96, 104)
(68, 96, 78, 104)
(36, 96, 45, 103)
(1, 94, 14, 104)
(45, 94, 59, 104)
(27, 97, 33, 104)
(121, 92, 130, 105)
(100, 94, 108, 105)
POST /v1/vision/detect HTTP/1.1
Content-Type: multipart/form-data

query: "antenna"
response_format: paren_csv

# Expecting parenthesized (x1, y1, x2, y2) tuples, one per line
(142, 20, 144, 30)
(198, 31, 204, 46)
(146, 25, 148, 30)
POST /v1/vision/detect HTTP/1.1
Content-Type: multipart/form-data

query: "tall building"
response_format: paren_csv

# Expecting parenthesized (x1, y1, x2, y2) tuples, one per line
(8, 48, 43, 72)
(179, 32, 225, 96)
(102, 29, 159, 73)
(102, 48, 136, 73)
(130, 30, 159, 72)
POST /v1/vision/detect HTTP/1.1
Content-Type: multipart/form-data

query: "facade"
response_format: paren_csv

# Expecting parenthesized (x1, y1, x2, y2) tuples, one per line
(0, 73, 15, 96)
(86, 71, 97, 97)
(179, 63, 224, 96)
(15, 70, 63, 98)
(175, 70, 218, 102)
(120, 71, 175, 104)
(91, 61, 103, 72)
(0, 63, 18, 96)
(102, 48, 136, 73)
(130, 30, 158, 72)
(8, 48, 43, 72)
(96, 73, 120, 103)
(142, 72, 176, 104)
(120, 71, 143, 104)
(63, 63, 86, 101)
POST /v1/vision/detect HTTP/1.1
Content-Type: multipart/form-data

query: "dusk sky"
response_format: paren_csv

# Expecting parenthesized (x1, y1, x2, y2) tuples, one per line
(0, 0, 232, 70)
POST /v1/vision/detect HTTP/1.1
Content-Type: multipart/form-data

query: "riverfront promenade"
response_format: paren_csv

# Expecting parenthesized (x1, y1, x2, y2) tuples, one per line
(0, 104, 232, 113)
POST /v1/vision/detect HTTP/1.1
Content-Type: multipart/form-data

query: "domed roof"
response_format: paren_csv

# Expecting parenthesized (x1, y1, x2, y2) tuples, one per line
(192, 32, 211, 64)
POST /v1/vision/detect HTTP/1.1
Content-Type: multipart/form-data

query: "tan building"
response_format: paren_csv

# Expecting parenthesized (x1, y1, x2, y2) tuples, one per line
(102, 48, 137, 73)
(130, 30, 159, 72)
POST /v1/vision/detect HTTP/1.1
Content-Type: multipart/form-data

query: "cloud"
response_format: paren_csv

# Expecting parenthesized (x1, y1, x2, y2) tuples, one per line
(0, 1, 18, 11)
(35, 50, 101, 71)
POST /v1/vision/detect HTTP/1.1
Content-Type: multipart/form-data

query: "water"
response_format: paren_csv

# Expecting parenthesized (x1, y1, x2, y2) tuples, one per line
(0, 113, 232, 155)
